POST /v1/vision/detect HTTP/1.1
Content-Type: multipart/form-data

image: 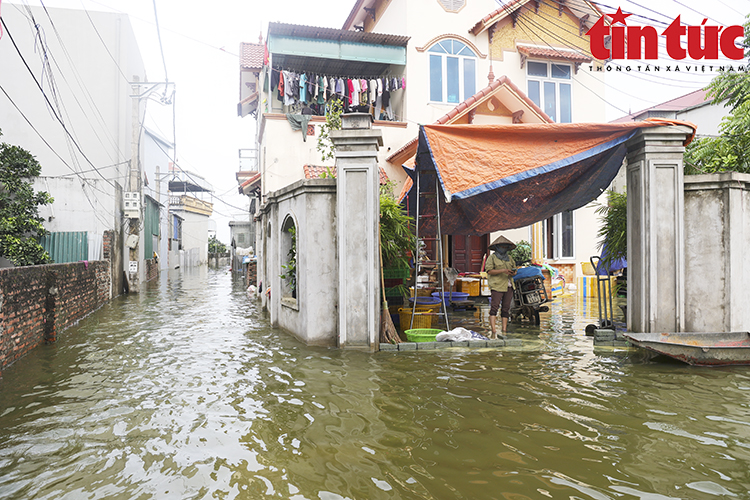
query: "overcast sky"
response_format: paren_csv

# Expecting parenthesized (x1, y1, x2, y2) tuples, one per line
(12, 0, 750, 242)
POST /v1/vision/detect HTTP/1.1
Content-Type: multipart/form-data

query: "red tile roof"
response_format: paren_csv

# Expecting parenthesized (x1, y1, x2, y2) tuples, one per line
(611, 89, 709, 123)
(517, 44, 591, 63)
(240, 42, 264, 70)
(304, 165, 389, 185)
(470, 0, 606, 35)
(470, 0, 525, 35)
(386, 75, 552, 164)
(238, 172, 261, 194)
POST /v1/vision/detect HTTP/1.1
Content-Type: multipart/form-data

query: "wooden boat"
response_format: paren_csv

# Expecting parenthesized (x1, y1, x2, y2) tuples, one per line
(623, 331, 750, 366)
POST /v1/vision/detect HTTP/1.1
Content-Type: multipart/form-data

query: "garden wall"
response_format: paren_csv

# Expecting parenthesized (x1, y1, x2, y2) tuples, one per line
(260, 178, 338, 346)
(0, 260, 110, 375)
(684, 172, 750, 332)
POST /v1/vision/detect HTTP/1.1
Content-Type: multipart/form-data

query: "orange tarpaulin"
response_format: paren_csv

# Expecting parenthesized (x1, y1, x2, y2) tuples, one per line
(400, 119, 695, 235)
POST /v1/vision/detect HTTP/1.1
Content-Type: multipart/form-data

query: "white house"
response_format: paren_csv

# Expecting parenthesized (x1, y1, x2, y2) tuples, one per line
(0, 5, 150, 294)
(168, 166, 214, 267)
(612, 89, 722, 137)
(239, 0, 611, 311)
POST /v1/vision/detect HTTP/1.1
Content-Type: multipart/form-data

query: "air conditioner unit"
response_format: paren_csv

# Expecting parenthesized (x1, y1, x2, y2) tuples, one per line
(123, 192, 140, 218)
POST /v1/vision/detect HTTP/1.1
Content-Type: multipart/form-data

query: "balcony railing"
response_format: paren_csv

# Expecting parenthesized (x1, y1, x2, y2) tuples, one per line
(170, 195, 213, 216)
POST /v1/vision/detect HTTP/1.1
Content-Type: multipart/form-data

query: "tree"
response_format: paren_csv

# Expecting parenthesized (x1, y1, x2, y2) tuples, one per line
(208, 235, 227, 254)
(0, 131, 53, 266)
(595, 189, 627, 268)
(684, 15, 750, 174)
(316, 98, 344, 162)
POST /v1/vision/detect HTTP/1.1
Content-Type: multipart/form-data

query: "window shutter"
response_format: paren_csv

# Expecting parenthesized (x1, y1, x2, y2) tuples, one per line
(438, 0, 465, 12)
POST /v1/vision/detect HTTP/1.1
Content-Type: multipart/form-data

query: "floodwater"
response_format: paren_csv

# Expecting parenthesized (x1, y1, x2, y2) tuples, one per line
(1, 268, 749, 500)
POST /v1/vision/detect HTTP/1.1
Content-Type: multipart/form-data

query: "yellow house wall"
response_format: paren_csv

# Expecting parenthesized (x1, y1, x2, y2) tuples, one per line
(489, 2, 594, 61)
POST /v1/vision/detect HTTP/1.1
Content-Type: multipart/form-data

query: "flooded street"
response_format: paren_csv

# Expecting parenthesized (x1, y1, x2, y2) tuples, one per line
(1, 268, 750, 499)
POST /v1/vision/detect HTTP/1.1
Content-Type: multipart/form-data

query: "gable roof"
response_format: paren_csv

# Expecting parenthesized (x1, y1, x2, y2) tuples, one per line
(611, 89, 710, 123)
(386, 75, 552, 165)
(342, 0, 376, 31)
(469, 0, 605, 36)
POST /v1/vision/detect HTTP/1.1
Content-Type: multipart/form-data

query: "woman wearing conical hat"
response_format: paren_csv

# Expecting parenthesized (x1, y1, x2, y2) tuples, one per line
(485, 235, 517, 338)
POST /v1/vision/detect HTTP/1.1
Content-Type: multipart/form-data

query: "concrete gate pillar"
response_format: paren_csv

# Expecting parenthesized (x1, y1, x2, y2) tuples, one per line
(625, 125, 693, 333)
(330, 114, 383, 349)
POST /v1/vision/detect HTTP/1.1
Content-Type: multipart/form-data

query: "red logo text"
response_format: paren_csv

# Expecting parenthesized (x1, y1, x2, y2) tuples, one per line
(586, 7, 745, 61)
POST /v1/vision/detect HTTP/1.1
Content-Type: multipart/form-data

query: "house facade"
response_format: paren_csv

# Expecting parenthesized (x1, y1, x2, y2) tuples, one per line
(168, 167, 214, 267)
(239, 0, 609, 315)
(0, 5, 153, 294)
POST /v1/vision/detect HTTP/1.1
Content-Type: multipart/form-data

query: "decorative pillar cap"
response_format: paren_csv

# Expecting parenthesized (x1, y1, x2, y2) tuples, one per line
(341, 113, 373, 130)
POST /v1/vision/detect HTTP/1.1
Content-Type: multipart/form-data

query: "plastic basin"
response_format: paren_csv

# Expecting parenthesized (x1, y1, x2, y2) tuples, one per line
(407, 296, 441, 306)
(431, 291, 469, 307)
(404, 328, 442, 342)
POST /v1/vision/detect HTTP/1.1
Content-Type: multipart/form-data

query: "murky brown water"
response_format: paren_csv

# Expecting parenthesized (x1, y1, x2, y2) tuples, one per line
(1, 267, 749, 499)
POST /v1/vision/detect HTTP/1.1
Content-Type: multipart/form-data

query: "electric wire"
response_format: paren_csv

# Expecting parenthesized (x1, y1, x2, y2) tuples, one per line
(510, 1, 724, 92)
(78, 1, 129, 82)
(151, 0, 169, 83)
(531, 0, 739, 72)
(1, 16, 117, 189)
(35, 1, 130, 164)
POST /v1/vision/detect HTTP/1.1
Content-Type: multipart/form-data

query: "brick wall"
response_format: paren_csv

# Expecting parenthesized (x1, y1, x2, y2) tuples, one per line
(145, 258, 159, 282)
(553, 264, 576, 285)
(246, 261, 257, 288)
(0, 260, 110, 375)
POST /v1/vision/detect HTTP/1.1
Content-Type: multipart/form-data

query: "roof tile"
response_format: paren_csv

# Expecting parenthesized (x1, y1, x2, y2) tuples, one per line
(240, 42, 264, 70)
(517, 45, 591, 62)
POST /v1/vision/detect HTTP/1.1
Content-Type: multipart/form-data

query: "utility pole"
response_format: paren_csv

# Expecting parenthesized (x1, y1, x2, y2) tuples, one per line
(127, 75, 142, 293)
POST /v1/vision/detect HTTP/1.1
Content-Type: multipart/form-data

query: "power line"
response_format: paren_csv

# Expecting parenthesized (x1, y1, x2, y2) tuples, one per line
(151, 0, 169, 82)
(35, 1, 129, 164)
(86, 0, 239, 57)
(1, 16, 117, 188)
(78, 1, 129, 82)
(508, 13, 630, 114)
(510, 2, 723, 91)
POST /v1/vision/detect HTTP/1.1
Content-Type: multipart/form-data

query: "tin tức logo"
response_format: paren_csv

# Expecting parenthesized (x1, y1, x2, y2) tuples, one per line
(586, 7, 745, 61)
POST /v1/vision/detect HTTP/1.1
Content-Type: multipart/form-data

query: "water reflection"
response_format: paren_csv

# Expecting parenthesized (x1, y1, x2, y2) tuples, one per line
(1, 269, 749, 499)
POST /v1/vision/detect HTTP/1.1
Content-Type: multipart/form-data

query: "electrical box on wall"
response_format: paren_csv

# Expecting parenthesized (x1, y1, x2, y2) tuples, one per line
(123, 192, 140, 219)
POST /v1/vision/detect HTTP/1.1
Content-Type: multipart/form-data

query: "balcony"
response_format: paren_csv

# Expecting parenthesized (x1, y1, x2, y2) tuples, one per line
(170, 195, 213, 216)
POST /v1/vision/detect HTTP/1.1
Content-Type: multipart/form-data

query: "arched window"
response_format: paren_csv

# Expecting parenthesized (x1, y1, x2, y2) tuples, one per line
(280, 215, 297, 299)
(428, 39, 477, 104)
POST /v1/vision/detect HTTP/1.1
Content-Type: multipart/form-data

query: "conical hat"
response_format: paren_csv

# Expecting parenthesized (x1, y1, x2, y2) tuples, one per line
(489, 235, 516, 250)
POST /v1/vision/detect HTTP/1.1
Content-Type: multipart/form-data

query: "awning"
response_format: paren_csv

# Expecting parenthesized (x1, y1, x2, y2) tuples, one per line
(237, 91, 259, 118)
(400, 119, 695, 235)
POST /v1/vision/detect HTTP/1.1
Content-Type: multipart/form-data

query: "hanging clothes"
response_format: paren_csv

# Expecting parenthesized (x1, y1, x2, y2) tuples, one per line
(351, 79, 360, 107)
(283, 71, 295, 106)
(299, 73, 308, 104)
(318, 75, 326, 104)
(277, 70, 284, 102)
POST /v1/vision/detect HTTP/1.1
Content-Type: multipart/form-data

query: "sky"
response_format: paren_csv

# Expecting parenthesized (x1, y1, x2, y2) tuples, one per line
(11, 0, 750, 243)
